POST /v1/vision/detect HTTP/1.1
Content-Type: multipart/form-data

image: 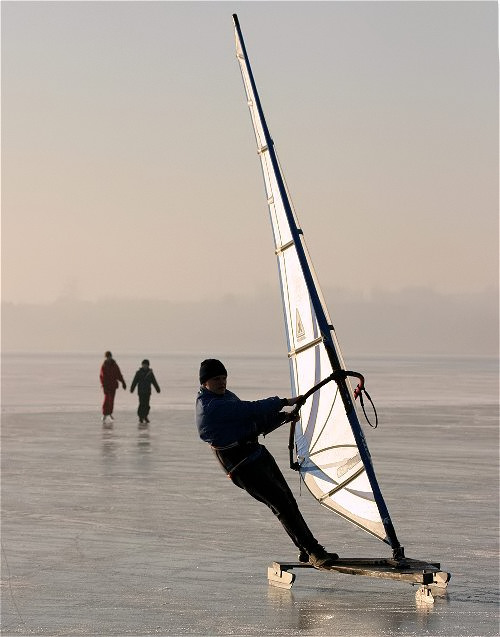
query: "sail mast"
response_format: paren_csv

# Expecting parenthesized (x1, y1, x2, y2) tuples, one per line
(232, 16, 338, 360)
(233, 15, 403, 556)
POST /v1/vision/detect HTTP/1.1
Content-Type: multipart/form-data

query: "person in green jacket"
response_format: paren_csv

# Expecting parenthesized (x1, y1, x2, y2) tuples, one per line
(130, 359, 160, 424)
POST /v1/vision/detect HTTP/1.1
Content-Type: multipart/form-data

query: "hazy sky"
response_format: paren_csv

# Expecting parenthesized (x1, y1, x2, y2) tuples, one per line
(2, 1, 498, 306)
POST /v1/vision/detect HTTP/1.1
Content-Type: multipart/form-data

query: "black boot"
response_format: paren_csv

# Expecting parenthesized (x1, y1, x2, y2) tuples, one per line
(308, 545, 339, 568)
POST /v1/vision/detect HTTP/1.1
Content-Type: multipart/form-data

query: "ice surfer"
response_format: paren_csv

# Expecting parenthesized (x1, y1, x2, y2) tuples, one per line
(195, 358, 339, 568)
(99, 351, 126, 424)
(130, 359, 161, 424)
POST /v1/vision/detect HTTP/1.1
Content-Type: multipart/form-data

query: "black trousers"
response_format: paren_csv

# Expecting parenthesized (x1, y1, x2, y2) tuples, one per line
(137, 392, 151, 419)
(230, 446, 320, 554)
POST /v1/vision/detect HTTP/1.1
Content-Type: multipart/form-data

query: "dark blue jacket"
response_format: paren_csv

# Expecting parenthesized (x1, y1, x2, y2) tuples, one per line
(196, 387, 287, 448)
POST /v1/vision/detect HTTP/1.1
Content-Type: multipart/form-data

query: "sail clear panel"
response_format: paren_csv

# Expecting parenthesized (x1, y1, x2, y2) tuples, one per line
(234, 15, 392, 545)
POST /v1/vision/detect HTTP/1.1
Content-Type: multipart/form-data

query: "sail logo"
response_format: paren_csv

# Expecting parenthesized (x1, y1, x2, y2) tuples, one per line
(337, 453, 361, 478)
(296, 309, 306, 341)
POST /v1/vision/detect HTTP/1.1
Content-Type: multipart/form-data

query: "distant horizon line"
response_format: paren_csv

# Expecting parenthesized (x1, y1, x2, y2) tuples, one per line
(2, 284, 497, 307)
(2, 350, 497, 360)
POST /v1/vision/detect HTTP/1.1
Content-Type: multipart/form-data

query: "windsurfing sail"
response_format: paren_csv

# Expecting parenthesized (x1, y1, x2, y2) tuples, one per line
(232, 14, 403, 557)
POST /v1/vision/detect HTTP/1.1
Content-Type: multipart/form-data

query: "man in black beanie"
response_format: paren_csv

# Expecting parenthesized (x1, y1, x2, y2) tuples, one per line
(196, 358, 338, 568)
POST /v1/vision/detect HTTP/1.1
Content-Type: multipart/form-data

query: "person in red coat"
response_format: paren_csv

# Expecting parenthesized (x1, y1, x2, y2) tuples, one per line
(99, 351, 126, 423)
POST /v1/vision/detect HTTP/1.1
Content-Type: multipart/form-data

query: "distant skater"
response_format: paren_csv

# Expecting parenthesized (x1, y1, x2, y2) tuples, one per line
(130, 359, 161, 424)
(99, 351, 126, 424)
(196, 358, 339, 568)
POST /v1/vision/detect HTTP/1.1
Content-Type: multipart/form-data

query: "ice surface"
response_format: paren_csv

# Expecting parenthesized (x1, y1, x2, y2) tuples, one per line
(1, 354, 498, 635)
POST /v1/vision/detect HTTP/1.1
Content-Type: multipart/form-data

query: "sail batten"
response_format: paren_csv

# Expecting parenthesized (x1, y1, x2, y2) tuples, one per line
(233, 14, 402, 553)
(289, 338, 324, 358)
(275, 240, 295, 255)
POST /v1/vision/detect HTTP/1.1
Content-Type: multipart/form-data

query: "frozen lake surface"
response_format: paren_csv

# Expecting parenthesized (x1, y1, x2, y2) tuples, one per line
(1, 353, 498, 636)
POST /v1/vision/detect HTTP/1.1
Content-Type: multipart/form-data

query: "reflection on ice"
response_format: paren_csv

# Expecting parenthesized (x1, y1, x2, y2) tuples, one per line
(137, 426, 151, 453)
(101, 424, 116, 461)
(267, 579, 451, 634)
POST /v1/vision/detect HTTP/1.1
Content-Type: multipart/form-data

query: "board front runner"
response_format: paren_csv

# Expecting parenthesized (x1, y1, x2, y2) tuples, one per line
(231, 14, 450, 602)
(268, 558, 450, 604)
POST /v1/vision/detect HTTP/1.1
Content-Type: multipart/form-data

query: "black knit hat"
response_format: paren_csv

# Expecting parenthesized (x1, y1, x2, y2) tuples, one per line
(199, 359, 227, 384)
(142, 359, 150, 366)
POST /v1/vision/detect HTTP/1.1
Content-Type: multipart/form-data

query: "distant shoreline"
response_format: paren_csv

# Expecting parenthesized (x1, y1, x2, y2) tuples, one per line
(2, 287, 498, 357)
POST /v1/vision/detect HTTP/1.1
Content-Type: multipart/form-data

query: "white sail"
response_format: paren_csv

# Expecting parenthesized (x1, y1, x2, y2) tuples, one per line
(233, 15, 402, 551)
